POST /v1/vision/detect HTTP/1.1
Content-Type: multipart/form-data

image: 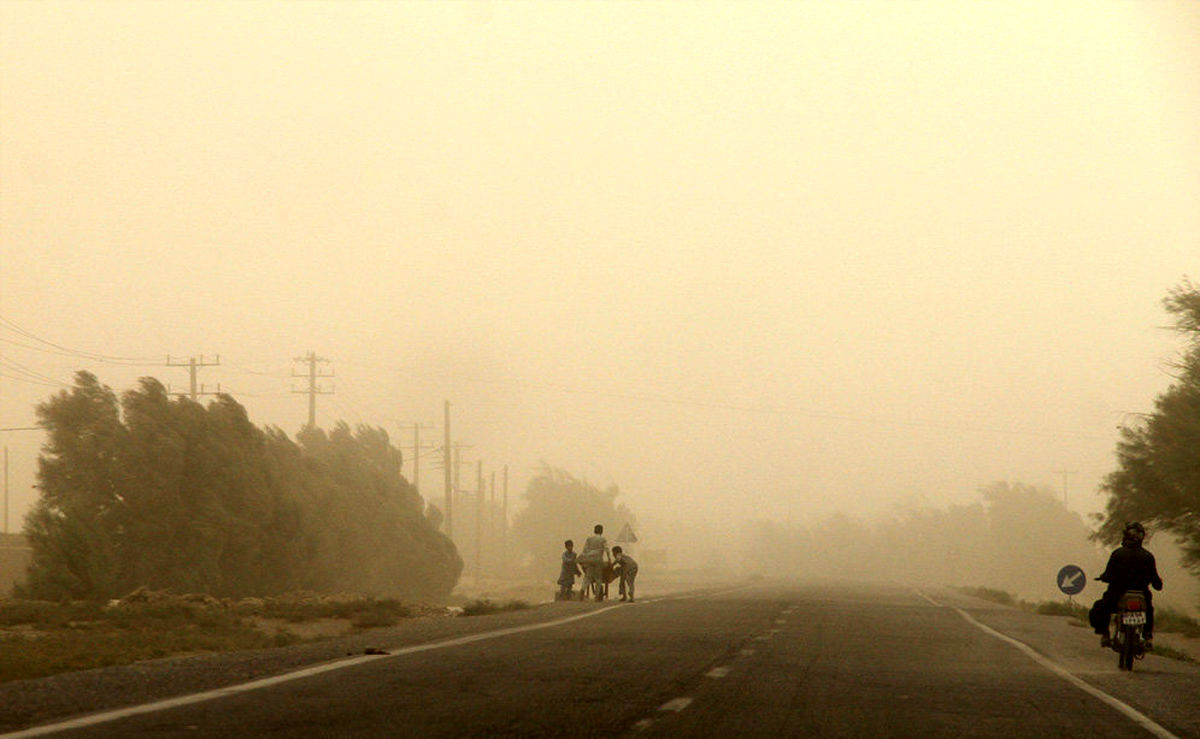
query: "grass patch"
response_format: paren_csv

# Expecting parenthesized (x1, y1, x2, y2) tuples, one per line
(349, 605, 407, 629)
(460, 599, 531, 617)
(1155, 606, 1200, 638)
(0, 592, 421, 684)
(247, 597, 411, 624)
(0, 600, 105, 628)
(1034, 600, 1088, 619)
(1151, 644, 1197, 663)
(956, 587, 1018, 606)
(0, 612, 277, 683)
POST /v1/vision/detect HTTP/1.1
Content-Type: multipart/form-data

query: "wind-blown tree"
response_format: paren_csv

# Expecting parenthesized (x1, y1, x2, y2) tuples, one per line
(23, 372, 461, 600)
(510, 464, 637, 577)
(295, 423, 461, 597)
(23, 372, 123, 599)
(1097, 280, 1200, 574)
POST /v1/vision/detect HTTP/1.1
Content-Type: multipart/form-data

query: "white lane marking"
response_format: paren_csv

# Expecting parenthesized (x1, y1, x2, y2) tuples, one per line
(706, 666, 732, 678)
(774, 618, 787, 625)
(913, 589, 941, 607)
(659, 697, 693, 712)
(2, 604, 628, 738)
(915, 589, 1179, 739)
(633, 718, 655, 731)
(739, 648, 756, 657)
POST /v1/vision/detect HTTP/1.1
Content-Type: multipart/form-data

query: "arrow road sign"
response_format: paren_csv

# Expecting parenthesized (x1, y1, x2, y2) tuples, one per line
(1056, 564, 1086, 595)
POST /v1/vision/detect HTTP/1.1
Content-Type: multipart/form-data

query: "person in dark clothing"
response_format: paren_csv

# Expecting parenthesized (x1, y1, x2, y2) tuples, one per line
(1088, 521, 1163, 649)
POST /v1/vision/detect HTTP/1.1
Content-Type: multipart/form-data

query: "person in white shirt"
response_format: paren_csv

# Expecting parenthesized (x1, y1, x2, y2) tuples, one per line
(577, 524, 610, 600)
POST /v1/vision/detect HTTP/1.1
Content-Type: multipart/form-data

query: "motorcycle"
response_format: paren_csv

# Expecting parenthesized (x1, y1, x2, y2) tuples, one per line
(1109, 590, 1147, 671)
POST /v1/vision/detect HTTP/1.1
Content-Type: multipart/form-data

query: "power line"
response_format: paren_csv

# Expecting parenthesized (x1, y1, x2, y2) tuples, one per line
(0, 314, 158, 364)
(0, 356, 70, 388)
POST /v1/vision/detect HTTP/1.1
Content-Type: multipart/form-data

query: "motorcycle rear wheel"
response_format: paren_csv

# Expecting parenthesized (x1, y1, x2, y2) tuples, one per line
(1118, 625, 1138, 671)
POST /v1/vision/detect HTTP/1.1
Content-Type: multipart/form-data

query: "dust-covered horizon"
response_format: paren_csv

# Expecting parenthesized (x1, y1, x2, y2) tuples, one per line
(2, 2, 1198, 598)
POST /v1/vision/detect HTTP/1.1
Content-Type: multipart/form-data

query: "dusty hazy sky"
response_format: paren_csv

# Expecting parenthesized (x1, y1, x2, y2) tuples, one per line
(1, 1, 1198, 542)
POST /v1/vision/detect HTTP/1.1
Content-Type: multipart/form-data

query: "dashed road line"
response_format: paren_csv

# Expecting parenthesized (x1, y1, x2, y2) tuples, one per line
(705, 666, 732, 678)
(659, 697, 694, 712)
(633, 696, 696, 733)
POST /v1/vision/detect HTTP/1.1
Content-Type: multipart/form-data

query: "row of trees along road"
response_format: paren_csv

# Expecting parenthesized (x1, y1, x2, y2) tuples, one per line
(22, 372, 462, 601)
(1097, 279, 1200, 578)
(743, 481, 1108, 602)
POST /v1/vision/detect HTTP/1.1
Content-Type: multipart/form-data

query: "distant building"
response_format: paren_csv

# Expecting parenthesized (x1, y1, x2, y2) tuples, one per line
(0, 533, 31, 596)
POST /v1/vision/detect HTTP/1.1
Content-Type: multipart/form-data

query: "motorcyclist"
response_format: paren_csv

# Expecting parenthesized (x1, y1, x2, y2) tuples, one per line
(1088, 521, 1163, 650)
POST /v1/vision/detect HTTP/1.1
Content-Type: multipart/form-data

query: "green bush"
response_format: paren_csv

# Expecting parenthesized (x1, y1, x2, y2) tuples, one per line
(1155, 606, 1200, 638)
(0, 600, 104, 628)
(1034, 600, 1087, 618)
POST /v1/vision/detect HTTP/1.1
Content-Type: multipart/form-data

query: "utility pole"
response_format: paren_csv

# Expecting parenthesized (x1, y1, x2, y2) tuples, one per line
(1054, 469, 1078, 507)
(166, 355, 220, 401)
(291, 351, 333, 428)
(451, 442, 474, 503)
(475, 460, 483, 582)
(443, 401, 452, 537)
(502, 464, 508, 571)
(397, 422, 435, 490)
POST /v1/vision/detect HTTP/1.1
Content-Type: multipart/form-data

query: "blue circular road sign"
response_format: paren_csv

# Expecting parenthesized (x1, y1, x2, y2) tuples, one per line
(1056, 564, 1086, 595)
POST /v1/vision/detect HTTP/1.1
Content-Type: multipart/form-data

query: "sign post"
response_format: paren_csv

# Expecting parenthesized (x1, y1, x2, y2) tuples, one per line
(1056, 564, 1086, 607)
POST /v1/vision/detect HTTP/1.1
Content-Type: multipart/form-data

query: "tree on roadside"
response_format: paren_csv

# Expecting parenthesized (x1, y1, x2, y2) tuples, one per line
(741, 481, 1104, 600)
(22, 371, 123, 599)
(1097, 280, 1200, 575)
(509, 464, 637, 577)
(22, 372, 462, 600)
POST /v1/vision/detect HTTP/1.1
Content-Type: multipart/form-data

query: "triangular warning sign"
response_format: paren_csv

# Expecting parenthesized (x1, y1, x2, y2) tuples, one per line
(615, 523, 637, 543)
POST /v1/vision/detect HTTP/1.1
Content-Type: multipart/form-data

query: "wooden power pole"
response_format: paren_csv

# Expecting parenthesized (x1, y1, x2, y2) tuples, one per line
(291, 351, 333, 428)
(443, 401, 452, 537)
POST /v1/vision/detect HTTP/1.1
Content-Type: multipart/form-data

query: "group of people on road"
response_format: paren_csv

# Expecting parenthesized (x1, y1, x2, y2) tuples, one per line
(558, 524, 638, 602)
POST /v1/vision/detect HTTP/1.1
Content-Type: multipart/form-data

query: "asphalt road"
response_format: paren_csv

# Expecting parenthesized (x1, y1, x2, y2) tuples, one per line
(9, 581, 1200, 738)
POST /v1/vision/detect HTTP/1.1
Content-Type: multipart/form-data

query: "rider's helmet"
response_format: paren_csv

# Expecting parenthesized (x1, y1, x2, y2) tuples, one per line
(1122, 521, 1146, 546)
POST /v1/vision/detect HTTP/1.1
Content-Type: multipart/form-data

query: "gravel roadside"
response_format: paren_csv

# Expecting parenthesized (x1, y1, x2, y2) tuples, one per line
(0, 576, 742, 734)
(925, 584, 1200, 739)
(0, 600, 601, 733)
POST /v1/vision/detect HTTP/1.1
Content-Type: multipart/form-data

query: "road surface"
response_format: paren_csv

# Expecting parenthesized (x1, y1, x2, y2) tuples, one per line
(7, 581, 1200, 737)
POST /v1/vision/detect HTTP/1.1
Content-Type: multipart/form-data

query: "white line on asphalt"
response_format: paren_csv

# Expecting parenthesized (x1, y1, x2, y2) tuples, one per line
(659, 697, 694, 712)
(774, 618, 787, 625)
(913, 589, 941, 607)
(2, 604, 629, 738)
(740, 648, 756, 657)
(705, 666, 732, 678)
(915, 588, 1180, 739)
